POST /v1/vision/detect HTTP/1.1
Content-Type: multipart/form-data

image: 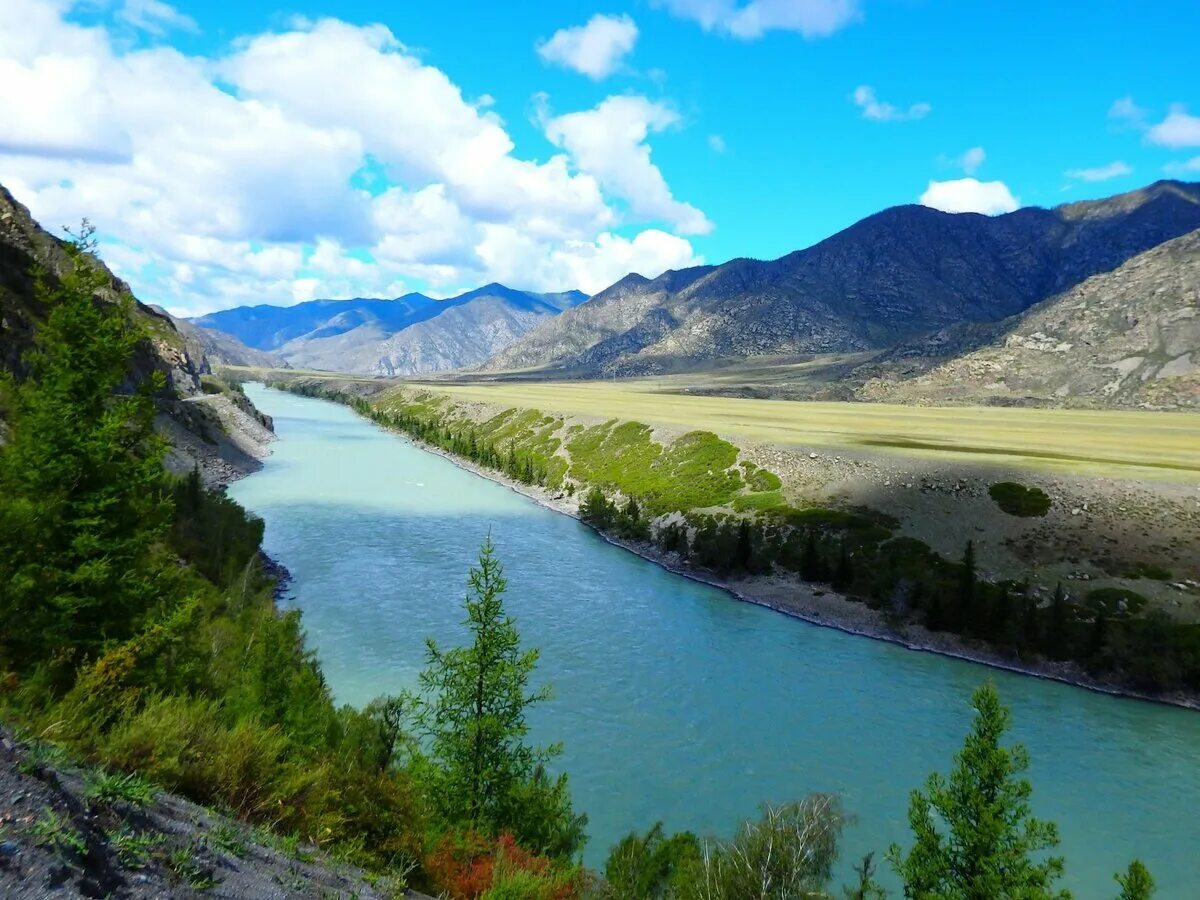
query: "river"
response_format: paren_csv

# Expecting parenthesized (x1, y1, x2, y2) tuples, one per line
(230, 384, 1200, 895)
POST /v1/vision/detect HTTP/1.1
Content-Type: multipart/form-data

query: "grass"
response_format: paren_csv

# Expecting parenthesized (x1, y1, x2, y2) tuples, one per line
(109, 827, 160, 869)
(85, 768, 156, 807)
(31, 808, 87, 859)
(566, 421, 743, 513)
(380, 380, 1200, 481)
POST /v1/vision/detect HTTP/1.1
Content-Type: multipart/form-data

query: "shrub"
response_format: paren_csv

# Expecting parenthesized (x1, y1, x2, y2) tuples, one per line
(988, 482, 1052, 517)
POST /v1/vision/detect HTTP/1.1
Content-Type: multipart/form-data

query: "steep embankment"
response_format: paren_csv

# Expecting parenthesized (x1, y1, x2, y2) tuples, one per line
(274, 376, 1200, 707)
(0, 184, 273, 484)
(484, 180, 1200, 378)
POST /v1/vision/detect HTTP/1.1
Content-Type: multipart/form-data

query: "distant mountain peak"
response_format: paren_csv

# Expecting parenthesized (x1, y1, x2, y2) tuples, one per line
(190, 281, 586, 375)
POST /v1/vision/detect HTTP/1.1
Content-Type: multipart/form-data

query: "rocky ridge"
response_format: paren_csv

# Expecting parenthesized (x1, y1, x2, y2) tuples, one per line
(483, 180, 1200, 382)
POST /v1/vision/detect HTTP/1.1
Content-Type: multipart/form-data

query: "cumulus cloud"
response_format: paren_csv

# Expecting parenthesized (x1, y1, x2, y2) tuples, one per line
(1146, 104, 1200, 148)
(1065, 161, 1132, 182)
(0, 2, 705, 314)
(919, 178, 1019, 216)
(658, 0, 860, 39)
(852, 85, 930, 122)
(707, 133, 727, 153)
(541, 94, 713, 235)
(537, 14, 638, 80)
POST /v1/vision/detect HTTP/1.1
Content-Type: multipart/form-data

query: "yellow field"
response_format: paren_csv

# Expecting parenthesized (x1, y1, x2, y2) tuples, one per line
(407, 380, 1200, 481)
(222, 366, 1200, 480)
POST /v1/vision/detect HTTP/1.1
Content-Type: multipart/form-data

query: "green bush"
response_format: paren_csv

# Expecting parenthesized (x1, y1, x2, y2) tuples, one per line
(988, 482, 1052, 517)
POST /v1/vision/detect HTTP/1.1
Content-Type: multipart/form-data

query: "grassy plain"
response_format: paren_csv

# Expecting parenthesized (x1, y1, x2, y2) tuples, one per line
(385, 380, 1200, 482)
(225, 366, 1200, 480)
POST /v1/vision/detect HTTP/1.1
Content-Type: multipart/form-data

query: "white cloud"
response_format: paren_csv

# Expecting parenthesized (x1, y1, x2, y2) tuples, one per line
(0, 3, 704, 313)
(659, 0, 861, 39)
(541, 94, 713, 235)
(852, 85, 930, 122)
(477, 227, 702, 295)
(1164, 156, 1200, 176)
(919, 178, 1019, 216)
(1146, 104, 1200, 149)
(537, 14, 638, 80)
(953, 146, 985, 175)
(707, 133, 727, 153)
(1108, 95, 1147, 130)
(117, 0, 199, 35)
(1065, 161, 1132, 182)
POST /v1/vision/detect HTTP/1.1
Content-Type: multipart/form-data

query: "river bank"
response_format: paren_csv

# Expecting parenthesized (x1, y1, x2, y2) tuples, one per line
(355, 407, 1200, 712)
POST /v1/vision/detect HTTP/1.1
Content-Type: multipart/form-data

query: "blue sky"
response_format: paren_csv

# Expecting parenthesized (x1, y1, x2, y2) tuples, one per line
(1, 0, 1197, 314)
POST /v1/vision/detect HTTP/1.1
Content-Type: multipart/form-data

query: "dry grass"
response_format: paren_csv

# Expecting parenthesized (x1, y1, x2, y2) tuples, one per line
(399, 381, 1200, 481)
(223, 366, 1200, 481)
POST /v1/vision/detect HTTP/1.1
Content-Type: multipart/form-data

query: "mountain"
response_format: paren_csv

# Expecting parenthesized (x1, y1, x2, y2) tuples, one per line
(164, 310, 290, 370)
(483, 180, 1200, 377)
(0, 183, 274, 481)
(192, 284, 586, 375)
(852, 227, 1200, 409)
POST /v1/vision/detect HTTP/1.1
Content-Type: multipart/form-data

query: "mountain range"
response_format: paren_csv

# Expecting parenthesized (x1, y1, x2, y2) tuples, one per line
(192, 285, 586, 375)
(484, 181, 1200, 383)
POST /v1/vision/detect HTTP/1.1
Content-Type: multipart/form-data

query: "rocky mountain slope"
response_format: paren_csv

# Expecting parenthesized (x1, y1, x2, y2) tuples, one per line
(484, 180, 1200, 377)
(0, 728, 424, 899)
(854, 227, 1200, 408)
(193, 284, 585, 375)
(166, 311, 289, 370)
(0, 183, 273, 483)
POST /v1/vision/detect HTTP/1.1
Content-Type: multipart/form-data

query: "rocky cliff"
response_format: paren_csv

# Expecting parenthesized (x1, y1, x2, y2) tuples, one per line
(0, 184, 273, 484)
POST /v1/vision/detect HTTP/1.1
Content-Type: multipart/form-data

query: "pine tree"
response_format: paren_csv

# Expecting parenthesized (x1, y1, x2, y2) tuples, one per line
(0, 223, 171, 673)
(1046, 583, 1070, 660)
(417, 536, 583, 855)
(833, 541, 854, 591)
(958, 540, 978, 634)
(1115, 860, 1155, 900)
(887, 683, 1069, 899)
(580, 486, 613, 529)
(801, 529, 823, 582)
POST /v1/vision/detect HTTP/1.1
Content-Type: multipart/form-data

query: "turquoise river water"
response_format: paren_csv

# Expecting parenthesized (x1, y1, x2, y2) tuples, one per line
(230, 384, 1200, 895)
